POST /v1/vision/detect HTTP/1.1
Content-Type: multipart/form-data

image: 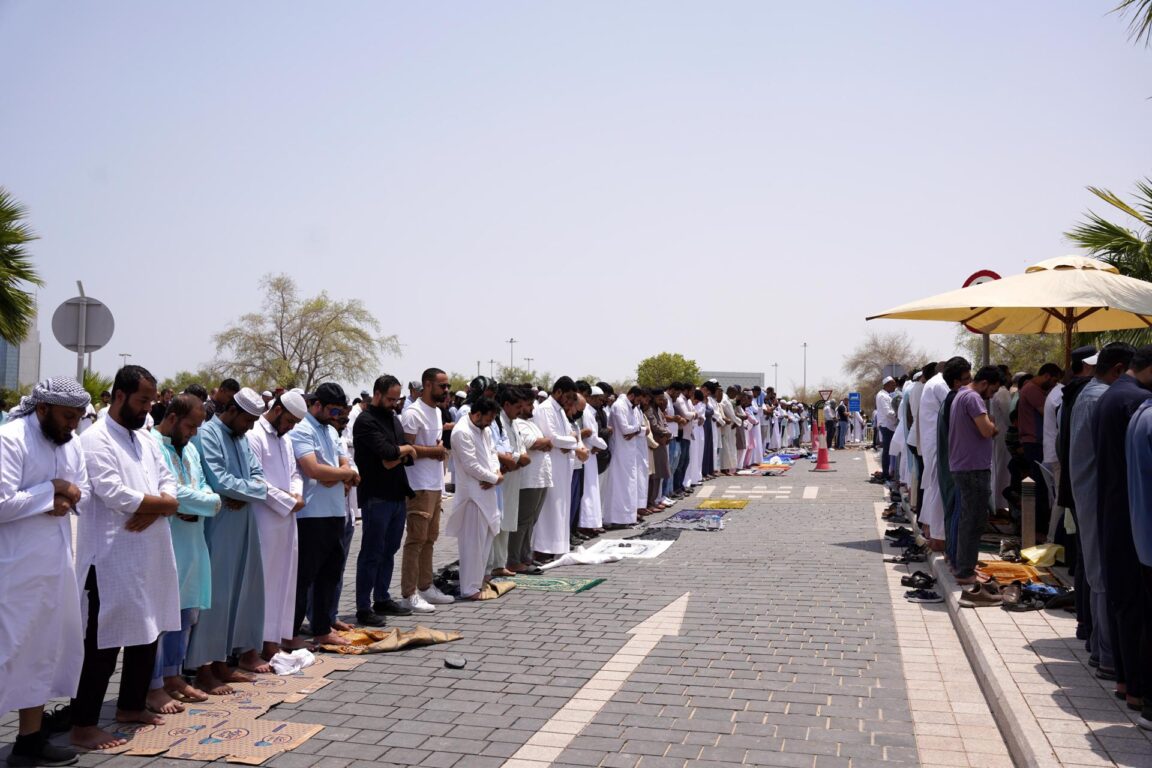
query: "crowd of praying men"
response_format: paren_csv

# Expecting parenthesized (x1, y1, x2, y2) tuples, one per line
(876, 344, 1152, 731)
(0, 364, 817, 767)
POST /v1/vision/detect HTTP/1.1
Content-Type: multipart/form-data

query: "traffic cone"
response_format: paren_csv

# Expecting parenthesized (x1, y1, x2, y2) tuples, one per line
(812, 424, 836, 472)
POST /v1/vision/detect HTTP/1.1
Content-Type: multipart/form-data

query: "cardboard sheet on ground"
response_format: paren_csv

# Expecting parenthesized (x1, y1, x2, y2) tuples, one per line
(319, 625, 462, 654)
(582, 538, 674, 559)
(95, 710, 322, 764)
(495, 575, 606, 593)
(696, 499, 748, 510)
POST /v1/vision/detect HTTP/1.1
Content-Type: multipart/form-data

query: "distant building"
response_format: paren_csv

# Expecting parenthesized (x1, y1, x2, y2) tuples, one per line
(699, 370, 764, 390)
(0, 309, 41, 391)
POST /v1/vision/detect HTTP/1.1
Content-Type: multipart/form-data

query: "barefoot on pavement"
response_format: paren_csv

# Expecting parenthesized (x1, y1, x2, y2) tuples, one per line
(71, 726, 128, 751)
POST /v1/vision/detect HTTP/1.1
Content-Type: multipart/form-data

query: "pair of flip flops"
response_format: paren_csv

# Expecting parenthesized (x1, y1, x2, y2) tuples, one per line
(901, 570, 936, 589)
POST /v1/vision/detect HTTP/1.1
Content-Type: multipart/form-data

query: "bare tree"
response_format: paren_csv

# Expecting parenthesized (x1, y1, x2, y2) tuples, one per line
(842, 331, 932, 413)
(213, 274, 399, 392)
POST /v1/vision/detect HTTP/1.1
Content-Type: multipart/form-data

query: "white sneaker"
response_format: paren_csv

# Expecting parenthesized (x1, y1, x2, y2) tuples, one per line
(661, 497, 676, 506)
(406, 593, 436, 613)
(420, 585, 455, 605)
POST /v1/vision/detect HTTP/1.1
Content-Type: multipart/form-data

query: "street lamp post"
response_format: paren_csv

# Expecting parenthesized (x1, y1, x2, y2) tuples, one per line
(524, 356, 534, 372)
(506, 338, 518, 369)
(771, 362, 778, 391)
(119, 352, 131, 368)
(489, 359, 497, 378)
(802, 342, 808, 399)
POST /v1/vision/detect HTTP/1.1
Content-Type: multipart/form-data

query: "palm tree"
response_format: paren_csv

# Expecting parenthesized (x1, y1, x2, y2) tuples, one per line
(1115, 0, 1152, 45)
(0, 188, 44, 345)
(1065, 179, 1152, 345)
(1065, 180, 1152, 280)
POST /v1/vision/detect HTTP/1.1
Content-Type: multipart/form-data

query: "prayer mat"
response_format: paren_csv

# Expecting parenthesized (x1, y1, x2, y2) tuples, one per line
(495, 575, 606, 593)
(318, 625, 462, 654)
(583, 538, 675, 559)
(696, 499, 748, 510)
(95, 711, 322, 765)
(669, 508, 728, 522)
(976, 561, 1043, 584)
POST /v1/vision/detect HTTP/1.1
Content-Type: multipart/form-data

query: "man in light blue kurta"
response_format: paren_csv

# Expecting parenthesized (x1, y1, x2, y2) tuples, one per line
(186, 388, 269, 694)
(146, 394, 221, 711)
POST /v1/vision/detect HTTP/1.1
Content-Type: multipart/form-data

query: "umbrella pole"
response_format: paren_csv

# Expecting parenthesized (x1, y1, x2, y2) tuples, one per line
(1064, 317, 1073, 372)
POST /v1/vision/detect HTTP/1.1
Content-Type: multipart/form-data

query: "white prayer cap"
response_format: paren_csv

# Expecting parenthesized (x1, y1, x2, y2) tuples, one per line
(261, 390, 272, 398)
(882, 376, 894, 385)
(455, 391, 466, 398)
(280, 390, 308, 420)
(590, 385, 604, 396)
(234, 387, 266, 417)
(912, 371, 923, 381)
(536, 390, 547, 400)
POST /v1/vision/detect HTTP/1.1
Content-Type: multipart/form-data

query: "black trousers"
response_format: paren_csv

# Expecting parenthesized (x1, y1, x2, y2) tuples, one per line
(294, 517, 347, 637)
(71, 567, 159, 727)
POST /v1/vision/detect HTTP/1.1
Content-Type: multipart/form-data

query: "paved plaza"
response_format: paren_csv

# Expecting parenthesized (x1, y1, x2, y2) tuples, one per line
(3, 452, 1014, 768)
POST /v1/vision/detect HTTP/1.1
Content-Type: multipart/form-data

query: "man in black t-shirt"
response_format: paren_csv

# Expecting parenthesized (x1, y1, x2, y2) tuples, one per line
(352, 374, 418, 626)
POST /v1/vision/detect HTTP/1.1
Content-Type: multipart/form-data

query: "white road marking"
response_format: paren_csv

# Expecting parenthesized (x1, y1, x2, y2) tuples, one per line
(502, 593, 691, 768)
(695, 485, 715, 499)
(803, 486, 819, 499)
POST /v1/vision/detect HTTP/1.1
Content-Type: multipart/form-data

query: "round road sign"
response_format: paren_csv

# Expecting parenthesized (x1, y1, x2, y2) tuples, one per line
(51, 296, 115, 353)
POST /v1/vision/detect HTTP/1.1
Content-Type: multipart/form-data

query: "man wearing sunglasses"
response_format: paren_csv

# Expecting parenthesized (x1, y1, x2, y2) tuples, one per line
(289, 383, 359, 645)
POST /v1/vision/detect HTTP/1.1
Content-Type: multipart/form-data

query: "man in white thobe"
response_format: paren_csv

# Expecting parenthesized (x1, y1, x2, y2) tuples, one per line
(446, 399, 503, 598)
(531, 378, 580, 557)
(602, 387, 642, 527)
(71, 366, 181, 752)
(0, 379, 89, 767)
(246, 392, 307, 658)
(488, 387, 529, 577)
(917, 365, 952, 541)
(578, 390, 607, 531)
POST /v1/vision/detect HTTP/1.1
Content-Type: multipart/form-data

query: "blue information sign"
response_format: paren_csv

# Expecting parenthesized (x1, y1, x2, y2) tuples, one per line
(848, 392, 861, 412)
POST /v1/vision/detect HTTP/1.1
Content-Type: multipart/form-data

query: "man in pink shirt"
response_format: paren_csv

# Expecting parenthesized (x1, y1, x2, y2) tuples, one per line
(1017, 362, 1063, 538)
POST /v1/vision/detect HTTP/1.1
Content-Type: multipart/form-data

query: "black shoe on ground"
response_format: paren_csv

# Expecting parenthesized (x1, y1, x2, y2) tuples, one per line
(373, 599, 413, 616)
(39, 705, 70, 735)
(8, 732, 78, 767)
(355, 609, 387, 627)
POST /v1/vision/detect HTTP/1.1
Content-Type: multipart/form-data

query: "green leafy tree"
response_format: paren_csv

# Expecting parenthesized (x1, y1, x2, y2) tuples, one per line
(635, 353, 701, 388)
(0, 188, 44, 345)
(447, 372, 471, 394)
(159, 364, 229, 395)
(954, 329, 1064, 377)
(497, 365, 537, 385)
(82, 369, 113, 405)
(213, 274, 400, 392)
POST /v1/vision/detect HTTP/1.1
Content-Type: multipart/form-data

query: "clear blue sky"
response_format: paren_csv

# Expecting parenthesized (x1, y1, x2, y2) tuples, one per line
(2, 1, 1149, 393)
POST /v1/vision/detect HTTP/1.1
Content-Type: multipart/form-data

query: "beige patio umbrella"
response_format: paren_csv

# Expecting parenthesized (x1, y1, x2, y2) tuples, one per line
(866, 256, 1152, 368)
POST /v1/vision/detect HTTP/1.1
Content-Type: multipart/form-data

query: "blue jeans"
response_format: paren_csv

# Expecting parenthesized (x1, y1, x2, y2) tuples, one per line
(151, 607, 199, 688)
(664, 439, 682, 497)
(836, 421, 847, 449)
(356, 499, 407, 611)
(672, 437, 691, 491)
